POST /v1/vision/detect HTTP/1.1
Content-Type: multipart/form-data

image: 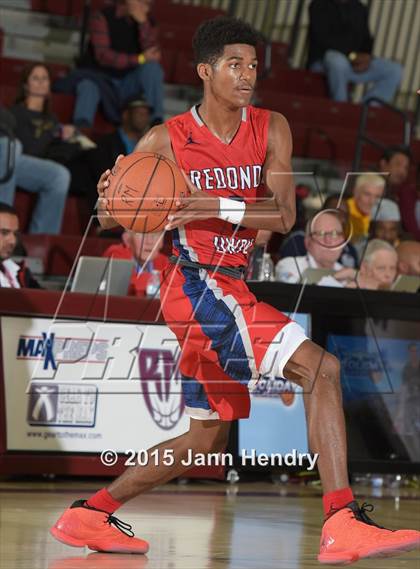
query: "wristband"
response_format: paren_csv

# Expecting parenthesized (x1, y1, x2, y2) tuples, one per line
(138, 53, 146, 65)
(218, 197, 246, 225)
(348, 51, 357, 62)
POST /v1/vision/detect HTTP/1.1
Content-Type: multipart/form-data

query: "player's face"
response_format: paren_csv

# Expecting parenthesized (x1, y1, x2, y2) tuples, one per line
(0, 213, 19, 261)
(210, 44, 258, 107)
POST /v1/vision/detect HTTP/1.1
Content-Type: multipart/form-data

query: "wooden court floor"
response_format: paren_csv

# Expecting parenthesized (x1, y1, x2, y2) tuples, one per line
(1, 480, 419, 569)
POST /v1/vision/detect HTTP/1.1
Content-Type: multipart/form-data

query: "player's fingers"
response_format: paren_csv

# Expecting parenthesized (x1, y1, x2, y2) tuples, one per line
(174, 194, 194, 209)
(165, 211, 194, 230)
(110, 154, 125, 175)
(97, 169, 111, 196)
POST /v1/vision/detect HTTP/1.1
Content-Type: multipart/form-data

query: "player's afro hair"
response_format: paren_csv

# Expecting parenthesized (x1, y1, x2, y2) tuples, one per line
(192, 16, 261, 65)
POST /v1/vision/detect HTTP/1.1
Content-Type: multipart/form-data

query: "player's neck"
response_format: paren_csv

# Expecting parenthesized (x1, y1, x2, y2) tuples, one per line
(198, 100, 244, 144)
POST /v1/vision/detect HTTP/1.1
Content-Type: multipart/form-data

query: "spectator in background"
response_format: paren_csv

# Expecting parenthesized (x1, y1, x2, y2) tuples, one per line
(308, 0, 402, 103)
(0, 202, 40, 288)
(347, 239, 397, 290)
(60, 0, 163, 128)
(398, 184, 420, 241)
(397, 241, 420, 277)
(103, 230, 167, 296)
(379, 145, 420, 241)
(276, 211, 348, 287)
(369, 198, 401, 247)
(85, 97, 151, 213)
(379, 145, 411, 201)
(347, 173, 385, 244)
(279, 194, 358, 268)
(0, 98, 69, 234)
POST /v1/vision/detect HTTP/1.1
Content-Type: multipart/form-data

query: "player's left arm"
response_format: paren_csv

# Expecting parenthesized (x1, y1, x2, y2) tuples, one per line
(165, 112, 296, 233)
(240, 111, 296, 233)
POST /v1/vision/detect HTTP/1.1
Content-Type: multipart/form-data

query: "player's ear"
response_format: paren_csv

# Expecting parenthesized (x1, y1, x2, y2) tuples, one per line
(197, 63, 212, 82)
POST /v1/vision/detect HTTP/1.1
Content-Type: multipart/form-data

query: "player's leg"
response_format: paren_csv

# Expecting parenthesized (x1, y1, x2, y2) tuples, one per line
(283, 340, 349, 494)
(106, 418, 231, 501)
(283, 339, 420, 564)
(50, 418, 230, 553)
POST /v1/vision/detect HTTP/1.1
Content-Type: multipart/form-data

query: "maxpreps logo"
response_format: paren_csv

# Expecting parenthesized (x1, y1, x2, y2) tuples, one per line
(17, 332, 57, 370)
(16, 331, 108, 377)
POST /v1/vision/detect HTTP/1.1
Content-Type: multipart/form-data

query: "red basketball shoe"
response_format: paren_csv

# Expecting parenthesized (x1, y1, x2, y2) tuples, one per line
(50, 500, 149, 554)
(318, 501, 420, 565)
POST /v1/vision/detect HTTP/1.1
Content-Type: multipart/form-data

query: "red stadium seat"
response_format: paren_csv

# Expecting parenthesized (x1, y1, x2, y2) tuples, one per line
(0, 57, 69, 86)
(153, 1, 224, 27)
(21, 234, 120, 276)
(30, 0, 106, 19)
(270, 41, 289, 70)
(259, 69, 328, 98)
(172, 50, 201, 86)
(159, 23, 196, 52)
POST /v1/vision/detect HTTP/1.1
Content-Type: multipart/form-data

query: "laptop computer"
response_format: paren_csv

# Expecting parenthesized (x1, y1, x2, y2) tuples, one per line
(301, 268, 336, 284)
(71, 256, 133, 296)
(391, 275, 420, 293)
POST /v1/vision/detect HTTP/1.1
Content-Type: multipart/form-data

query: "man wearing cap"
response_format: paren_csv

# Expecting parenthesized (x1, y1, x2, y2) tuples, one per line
(370, 198, 401, 247)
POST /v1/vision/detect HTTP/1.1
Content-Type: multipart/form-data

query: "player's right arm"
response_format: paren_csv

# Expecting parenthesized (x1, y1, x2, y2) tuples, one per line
(97, 125, 174, 229)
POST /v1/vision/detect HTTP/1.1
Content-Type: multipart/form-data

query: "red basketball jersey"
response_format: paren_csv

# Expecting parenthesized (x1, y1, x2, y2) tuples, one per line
(166, 105, 270, 267)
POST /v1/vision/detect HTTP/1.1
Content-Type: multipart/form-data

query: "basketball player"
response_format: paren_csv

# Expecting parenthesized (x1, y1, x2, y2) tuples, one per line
(51, 18, 420, 564)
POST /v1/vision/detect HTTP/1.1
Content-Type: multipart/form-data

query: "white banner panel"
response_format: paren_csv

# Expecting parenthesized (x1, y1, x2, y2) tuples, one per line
(2, 316, 189, 452)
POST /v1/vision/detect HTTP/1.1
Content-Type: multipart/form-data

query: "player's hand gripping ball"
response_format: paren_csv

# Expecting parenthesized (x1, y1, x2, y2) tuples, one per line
(104, 152, 189, 233)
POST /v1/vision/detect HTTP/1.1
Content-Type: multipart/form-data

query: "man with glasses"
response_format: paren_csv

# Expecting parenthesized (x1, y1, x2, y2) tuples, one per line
(275, 210, 347, 286)
(0, 202, 40, 289)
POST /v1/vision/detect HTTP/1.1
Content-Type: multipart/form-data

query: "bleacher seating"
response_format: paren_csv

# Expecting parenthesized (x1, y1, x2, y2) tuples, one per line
(259, 69, 328, 98)
(15, 192, 92, 237)
(1, 0, 417, 240)
(21, 234, 119, 276)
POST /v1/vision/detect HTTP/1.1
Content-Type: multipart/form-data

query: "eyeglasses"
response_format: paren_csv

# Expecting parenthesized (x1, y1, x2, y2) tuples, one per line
(310, 230, 344, 239)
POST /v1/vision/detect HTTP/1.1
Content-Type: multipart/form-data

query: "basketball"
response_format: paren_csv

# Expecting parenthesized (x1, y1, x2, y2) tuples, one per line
(105, 152, 189, 233)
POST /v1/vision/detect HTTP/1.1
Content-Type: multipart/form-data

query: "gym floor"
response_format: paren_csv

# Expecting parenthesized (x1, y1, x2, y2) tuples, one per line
(1, 479, 419, 569)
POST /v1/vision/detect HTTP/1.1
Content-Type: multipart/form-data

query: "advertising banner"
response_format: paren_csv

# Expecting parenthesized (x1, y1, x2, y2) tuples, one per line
(239, 314, 310, 460)
(2, 316, 189, 453)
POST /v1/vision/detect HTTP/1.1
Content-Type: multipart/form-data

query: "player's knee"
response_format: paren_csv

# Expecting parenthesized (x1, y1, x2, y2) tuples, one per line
(190, 422, 229, 454)
(319, 353, 341, 386)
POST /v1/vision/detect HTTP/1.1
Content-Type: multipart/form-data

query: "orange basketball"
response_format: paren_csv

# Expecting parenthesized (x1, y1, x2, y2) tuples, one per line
(105, 152, 189, 233)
